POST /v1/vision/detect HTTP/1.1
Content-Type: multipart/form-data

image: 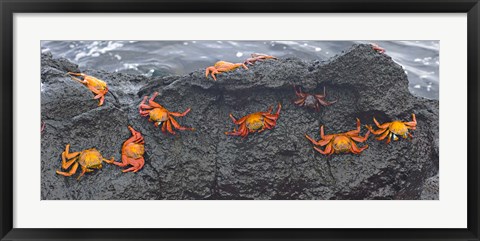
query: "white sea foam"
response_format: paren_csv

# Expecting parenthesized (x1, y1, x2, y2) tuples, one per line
(74, 41, 124, 61)
(123, 63, 139, 71)
(143, 69, 155, 77)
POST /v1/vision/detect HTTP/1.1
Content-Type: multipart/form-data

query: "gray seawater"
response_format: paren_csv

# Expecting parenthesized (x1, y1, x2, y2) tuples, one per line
(41, 40, 439, 99)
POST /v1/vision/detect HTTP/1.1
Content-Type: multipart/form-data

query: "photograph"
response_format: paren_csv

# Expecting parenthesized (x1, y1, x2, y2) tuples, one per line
(40, 40, 439, 200)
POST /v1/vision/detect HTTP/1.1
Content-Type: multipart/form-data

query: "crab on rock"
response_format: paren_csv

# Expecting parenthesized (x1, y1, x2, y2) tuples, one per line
(68, 72, 109, 106)
(371, 43, 386, 54)
(366, 114, 417, 144)
(305, 118, 370, 155)
(113, 126, 145, 173)
(244, 53, 277, 65)
(56, 144, 114, 180)
(205, 61, 248, 81)
(139, 92, 194, 135)
(225, 103, 282, 138)
(293, 86, 337, 111)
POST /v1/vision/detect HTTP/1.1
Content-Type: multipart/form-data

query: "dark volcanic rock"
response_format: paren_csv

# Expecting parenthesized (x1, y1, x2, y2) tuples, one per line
(41, 44, 439, 200)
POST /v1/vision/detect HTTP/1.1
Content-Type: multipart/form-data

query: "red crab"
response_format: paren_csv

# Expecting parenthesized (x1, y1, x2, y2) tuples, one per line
(244, 53, 277, 65)
(225, 103, 282, 138)
(293, 86, 337, 111)
(371, 43, 386, 54)
(139, 92, 195, 135)
(114, 126, 145, 173)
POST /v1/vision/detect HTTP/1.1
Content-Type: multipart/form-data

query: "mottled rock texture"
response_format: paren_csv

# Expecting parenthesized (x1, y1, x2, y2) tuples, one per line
(41, 44, 439, 200)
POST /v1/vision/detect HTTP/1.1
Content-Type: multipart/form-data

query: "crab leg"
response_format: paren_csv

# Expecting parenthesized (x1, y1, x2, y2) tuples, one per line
(97, 95, 105, 106)
(314, 143, 333, 155)
(60, 152, 78, 170)
(158, 122, 165, 133)
(205, 67, 219, 81)
(264, 117, 276, 127)
(373, 117, 390, 129)
(405, 114, 417, 127)
(386, 133, 392, 144)
(229, 114, 248, 125)
(350, 131, 370, 143)
(133, 135, 145, 144)
(169, 116, 194, 131)
(318, 98, 337, 106)
(128, 125, 139, 136)
(134, 158, 145, 172)
(56, 162, 79, 177)
(68, 72, 88, 85)
(319, 126, 334, 141)
(366, 125, 388, 135)
(257, 126, 267, 133)
(225, 124, 248, 137)
(239, 124, 249, 137)
(63, 144, 81, 159)
(294, 98, 306, 106)
(103, 157, 114, 164)
(376, 129, 390, 141)
(169, 108, 191, 117)
(86, 84, 103, 96)
(165, 120, 176, 135)
(121, 158, 144, 173)
(350, 142, 368, 154)
(139, 97, 153, 109)
(266, 105, 274, 114)
(147, 92, 163, 108)
(139, 110, 151, 117)
(293, 85, 308, 98)
(314, 86, 326, 99)
(114, 154, 130, 167)
(355, 118, 362, 132)
(78, 166, 94, 180)
(275, 103, 282, 115)
(305, 134, 330, 146)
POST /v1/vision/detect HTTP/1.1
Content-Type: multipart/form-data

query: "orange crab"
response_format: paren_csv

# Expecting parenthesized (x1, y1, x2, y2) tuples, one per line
(113, 126, 145, 173)
(139, 92, 195, 135)
(67, 72, 109, 106)
(244, 53, 277, 65)
(56, 144, 114, 180)
(225, 103, 282, 138)
(205, 61, 248, 81)
(305, 119, 370, 155)
(366, 114, 417, 144)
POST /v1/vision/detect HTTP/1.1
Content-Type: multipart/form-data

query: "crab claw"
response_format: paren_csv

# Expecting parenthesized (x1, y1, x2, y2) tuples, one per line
(67, 72, 85, 77)
(275, 102, 282, 115)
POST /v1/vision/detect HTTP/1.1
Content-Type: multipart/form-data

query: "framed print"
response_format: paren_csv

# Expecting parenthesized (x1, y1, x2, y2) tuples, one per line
(1, 0, 479, 240)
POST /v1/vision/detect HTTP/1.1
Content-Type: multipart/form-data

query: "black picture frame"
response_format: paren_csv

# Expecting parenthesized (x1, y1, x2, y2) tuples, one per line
(1, 0, 479, 240)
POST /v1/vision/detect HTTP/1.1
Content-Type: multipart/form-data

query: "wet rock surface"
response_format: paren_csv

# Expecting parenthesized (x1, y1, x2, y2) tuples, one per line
(41, 44, 439, 200)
